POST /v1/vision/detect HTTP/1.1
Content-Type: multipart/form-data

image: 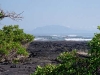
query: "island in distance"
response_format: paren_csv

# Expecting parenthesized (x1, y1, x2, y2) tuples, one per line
(32, 25, 95, 36)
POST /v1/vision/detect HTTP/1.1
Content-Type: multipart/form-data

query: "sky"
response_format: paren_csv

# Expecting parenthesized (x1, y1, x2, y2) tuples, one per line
(0, 0, 100, 34)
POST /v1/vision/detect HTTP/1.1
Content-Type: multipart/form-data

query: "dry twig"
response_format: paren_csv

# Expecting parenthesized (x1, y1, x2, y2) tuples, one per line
(0, 8, 23, 21)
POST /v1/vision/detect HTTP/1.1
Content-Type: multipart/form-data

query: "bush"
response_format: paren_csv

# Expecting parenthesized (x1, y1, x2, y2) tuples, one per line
(0, 25, 34, 63)
(32, 26, 100, 75)
(33, 64, 56, 75)
(88, 26, 100, 74)
(32, 50, 91, 75)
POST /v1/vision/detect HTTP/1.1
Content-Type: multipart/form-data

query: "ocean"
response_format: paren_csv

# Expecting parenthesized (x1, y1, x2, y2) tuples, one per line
(34, 35, 92, 41)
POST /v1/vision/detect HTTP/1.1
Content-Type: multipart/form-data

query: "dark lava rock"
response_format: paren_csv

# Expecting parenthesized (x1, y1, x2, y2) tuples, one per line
(27, 41, 90, 59)
(10, 64, 17, 68)
(0, 41, 90, 75)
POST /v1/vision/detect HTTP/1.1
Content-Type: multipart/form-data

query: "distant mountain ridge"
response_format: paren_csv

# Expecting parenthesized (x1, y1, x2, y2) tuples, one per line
(32, 25, 75, 35)
(32, 25, 95, 36)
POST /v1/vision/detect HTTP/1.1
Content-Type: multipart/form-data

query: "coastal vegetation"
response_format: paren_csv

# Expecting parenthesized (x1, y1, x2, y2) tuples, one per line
(0, 9, 34, 63)
(32, 27, 100, 75)
(0, 25, 34, 63)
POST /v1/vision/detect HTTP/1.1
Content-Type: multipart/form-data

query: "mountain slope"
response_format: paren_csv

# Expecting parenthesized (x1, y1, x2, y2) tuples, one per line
(32, 25, 96, 36)
(32, 25, 74, 35)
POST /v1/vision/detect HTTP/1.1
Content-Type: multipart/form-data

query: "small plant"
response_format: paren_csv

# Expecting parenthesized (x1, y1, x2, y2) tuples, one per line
(57, 50, 77, 64)
(33, 64, 56, 75)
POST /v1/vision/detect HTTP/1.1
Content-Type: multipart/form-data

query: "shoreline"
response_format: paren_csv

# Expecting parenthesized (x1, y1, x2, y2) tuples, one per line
(0, 41, 90, 75)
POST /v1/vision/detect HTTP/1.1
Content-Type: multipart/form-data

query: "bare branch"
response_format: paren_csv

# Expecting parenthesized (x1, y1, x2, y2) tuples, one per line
(0, 8, 23, 21)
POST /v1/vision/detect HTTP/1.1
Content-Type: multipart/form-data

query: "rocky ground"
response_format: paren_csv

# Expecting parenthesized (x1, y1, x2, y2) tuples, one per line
(0, 41, 90, 75)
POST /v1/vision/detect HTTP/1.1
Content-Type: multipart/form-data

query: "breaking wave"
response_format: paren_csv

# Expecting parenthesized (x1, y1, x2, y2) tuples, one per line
(34, 35, 92, 41)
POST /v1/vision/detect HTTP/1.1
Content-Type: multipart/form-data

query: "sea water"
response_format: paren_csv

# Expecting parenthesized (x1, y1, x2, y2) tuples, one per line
(34, 35, 92, 41)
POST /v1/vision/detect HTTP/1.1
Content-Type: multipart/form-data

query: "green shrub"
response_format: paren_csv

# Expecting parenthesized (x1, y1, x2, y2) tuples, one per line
(33, 64, 56, 75)
(32, 51, 94, 75)
(0, 25, 34, 62)
(88, 26, 100, 74)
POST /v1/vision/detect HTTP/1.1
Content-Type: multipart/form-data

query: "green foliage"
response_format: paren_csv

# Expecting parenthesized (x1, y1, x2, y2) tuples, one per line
(88, 26, 100, 74)
(32, 26, 100, 75)
(33, 64, 56, 75)
(57, 50, 77, 64)
(0, 25, 34, 62)
(32, 51, 95, 75)
(0, 12, 4, 20)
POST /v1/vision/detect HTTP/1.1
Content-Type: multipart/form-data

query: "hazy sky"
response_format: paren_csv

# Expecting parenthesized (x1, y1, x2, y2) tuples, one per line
(0, 0, 100, 33)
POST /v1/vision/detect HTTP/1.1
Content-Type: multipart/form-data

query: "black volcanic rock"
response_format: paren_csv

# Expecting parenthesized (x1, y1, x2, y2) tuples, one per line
(0, 41, 90, 75)
(27, 41, 90, 59)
